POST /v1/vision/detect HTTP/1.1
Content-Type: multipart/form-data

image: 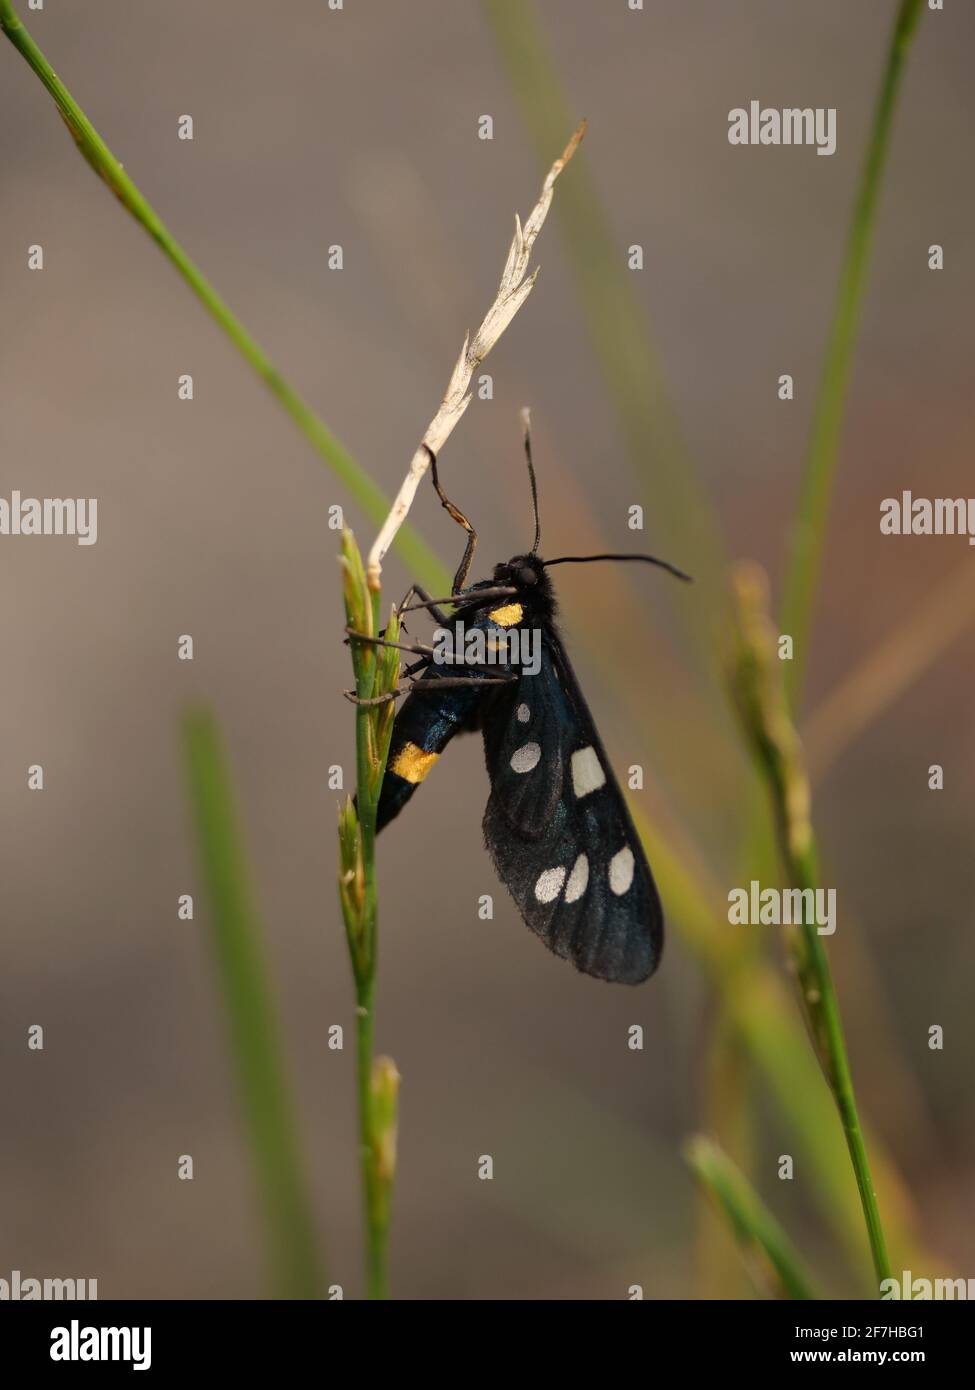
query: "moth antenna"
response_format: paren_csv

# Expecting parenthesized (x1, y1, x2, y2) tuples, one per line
(520, 407, 542, 555)
(543, 552, 693, 583)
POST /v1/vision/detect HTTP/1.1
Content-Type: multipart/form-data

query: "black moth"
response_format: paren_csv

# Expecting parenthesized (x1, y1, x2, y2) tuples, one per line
(372, 426, 690, 985)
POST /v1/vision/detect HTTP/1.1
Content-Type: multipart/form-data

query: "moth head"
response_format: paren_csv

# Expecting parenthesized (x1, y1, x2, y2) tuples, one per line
(495, 553, 546, 589)
(487, 553, 555, 620)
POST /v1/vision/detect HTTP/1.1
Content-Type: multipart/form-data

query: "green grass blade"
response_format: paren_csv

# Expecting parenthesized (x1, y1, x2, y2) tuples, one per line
(780, 0, 925, 701)
(0, 0, 444, 593)
(730, 567, 892, 1290)
(686, 1136, 820, 1300)
(183, 707, 323, 1299)
(726, 3, 925, 1268)
(635, 806, 936, 1289)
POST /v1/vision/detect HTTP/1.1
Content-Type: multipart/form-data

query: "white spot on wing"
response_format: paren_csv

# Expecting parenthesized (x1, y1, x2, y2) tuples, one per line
(516, 703, 531, 723)
(571, 746, 605, 798)
(510, 741, 541, 774)
(534, 866, 566, 903)
(564, 854, 589, 903)
(609, 846, 635, 896)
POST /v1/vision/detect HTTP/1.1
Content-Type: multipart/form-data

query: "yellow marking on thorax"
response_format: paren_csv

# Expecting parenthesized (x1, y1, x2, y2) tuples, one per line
(391, 741, 440, 784)
(488, 602, 524, 628)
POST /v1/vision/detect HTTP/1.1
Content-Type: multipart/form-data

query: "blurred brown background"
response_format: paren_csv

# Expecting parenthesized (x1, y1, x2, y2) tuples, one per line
(1, 0, 973, 1299)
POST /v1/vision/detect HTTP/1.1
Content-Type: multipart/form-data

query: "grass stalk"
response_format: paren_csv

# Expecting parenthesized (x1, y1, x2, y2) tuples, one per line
(338, 530, 401, 1298)
(686, 1136, 820, 1300)
(779, 0, 925, 701)
(729, 565, 892, 1291)
(721, 0, 925, 1290)
(182, 707, 323, 1298)
(634, 803, 935, 1286)
(0, 0, 443, 593)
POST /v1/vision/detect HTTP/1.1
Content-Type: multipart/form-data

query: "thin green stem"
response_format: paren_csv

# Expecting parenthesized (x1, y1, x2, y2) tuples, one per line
(352, 632, 387, 1299)
(790, 842, 891, 1286)
(730, 566, 892, 1291)
(339, 537, 399, 1298)
(0, 0, 444, 593)
(183, 707, 323, 1299)
(780, 0, 924, 702)
(723, 3, 923, 1290)
(686, 1136, 820, 1300)
(354, 983, 386, 1299)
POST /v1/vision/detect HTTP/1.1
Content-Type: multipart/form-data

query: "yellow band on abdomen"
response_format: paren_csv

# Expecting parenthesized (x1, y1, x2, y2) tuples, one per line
(487, 602, 524, 628)
(390, 741, 440, 784)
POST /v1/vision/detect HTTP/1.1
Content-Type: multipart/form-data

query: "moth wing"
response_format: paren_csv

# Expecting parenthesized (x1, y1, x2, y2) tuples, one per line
(482, 629, 662, 984)
(480, 653, 567, 838)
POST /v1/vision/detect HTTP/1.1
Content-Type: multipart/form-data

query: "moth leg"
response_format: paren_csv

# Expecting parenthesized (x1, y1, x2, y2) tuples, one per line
(398, 585, 519, 620)
(396, 583, 451, 627)
(348, 627, 509, 672)
(342, 687, 407, 707)
(403, 674, 517, 691)
(425, 443, 477, 593)
(342, 667, 509, 705)
(346, 627, 438, 660)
